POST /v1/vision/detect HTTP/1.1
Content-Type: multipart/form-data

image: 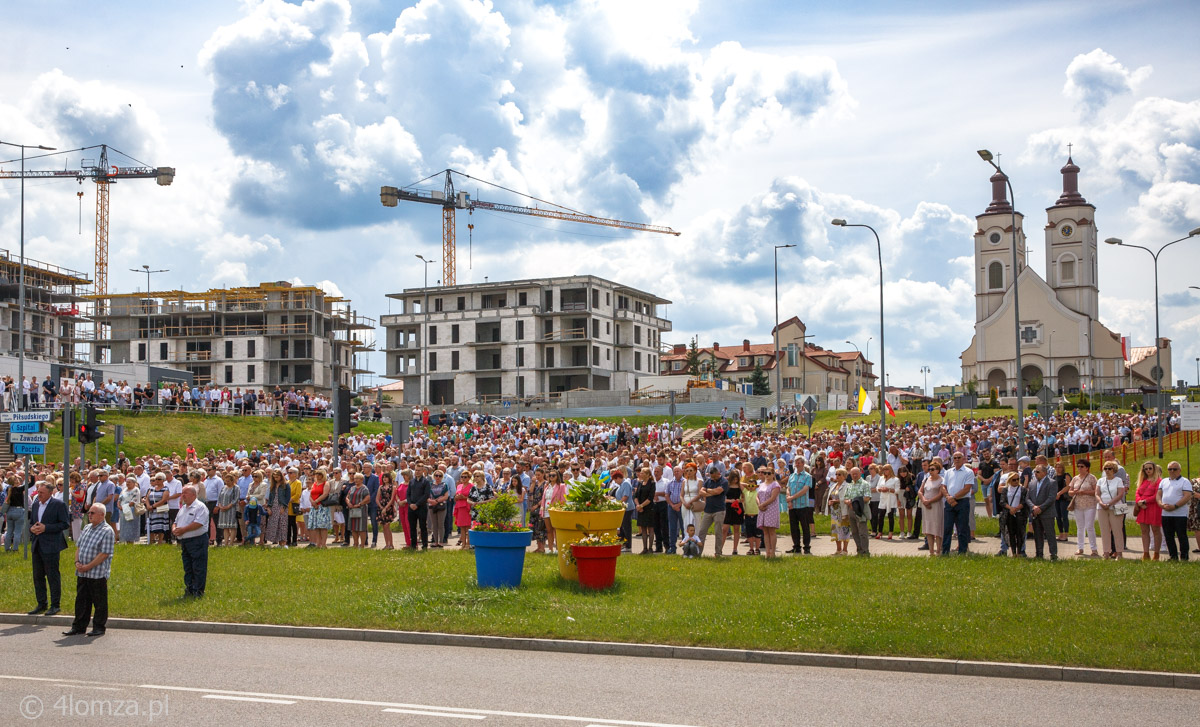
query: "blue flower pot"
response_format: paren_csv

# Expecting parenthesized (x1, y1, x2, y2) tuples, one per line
(470, 530, 533, 588)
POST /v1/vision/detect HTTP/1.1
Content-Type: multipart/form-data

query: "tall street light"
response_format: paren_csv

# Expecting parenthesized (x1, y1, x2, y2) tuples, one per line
(920, 365, 931, 423)
(0, 140, 56, 414)
(845, 339, 861, 399)
(977, 149, 1026, 457)
(832, 219, 887, 455)
(773, 243, 795, 433)
(1105, 226, 1200, 458)
(415, 254, 434, 406)
(129, 264, 169, 294)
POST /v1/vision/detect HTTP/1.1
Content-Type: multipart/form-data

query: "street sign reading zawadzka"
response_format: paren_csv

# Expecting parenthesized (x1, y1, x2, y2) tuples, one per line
(0, 411, 52, 423)
(7, 432, 48, 444)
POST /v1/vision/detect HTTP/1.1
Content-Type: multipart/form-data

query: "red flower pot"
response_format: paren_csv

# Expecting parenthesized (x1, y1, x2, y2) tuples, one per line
(572, 544, 622, 590)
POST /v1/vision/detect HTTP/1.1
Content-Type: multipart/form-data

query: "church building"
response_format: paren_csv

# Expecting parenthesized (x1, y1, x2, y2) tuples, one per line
(960, 157, 1171, 396)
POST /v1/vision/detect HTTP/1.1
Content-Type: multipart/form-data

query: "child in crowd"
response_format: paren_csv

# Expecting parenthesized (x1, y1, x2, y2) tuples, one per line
(680, 524, 701, 558)
(244, 496, 262, 546)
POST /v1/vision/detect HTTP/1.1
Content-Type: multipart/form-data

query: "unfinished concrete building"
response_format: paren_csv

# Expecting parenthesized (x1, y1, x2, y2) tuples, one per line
(92, 281, 374, 392)
(382, 275, 671, 405)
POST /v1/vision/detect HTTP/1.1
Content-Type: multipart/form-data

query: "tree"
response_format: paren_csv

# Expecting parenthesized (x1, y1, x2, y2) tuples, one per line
(686, 336, 701, 377)
(749, 363, 771, 395)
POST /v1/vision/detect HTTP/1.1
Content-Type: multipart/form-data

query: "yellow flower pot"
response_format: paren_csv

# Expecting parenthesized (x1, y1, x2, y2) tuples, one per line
(548, 508, 625, 581)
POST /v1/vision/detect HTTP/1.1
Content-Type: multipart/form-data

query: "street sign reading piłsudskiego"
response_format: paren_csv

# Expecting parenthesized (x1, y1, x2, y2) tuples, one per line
(0, 411, 52, 423)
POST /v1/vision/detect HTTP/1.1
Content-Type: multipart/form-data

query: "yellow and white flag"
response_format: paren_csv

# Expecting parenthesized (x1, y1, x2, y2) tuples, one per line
(858, 385, 872, 415)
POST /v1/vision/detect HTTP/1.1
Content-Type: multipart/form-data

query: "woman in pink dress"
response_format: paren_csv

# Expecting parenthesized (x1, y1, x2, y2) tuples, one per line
(756, 472, 781, 558)
(396, 470, 412, 548)
(1133, 461, 1163, 560)
(454, 479, 472, 548)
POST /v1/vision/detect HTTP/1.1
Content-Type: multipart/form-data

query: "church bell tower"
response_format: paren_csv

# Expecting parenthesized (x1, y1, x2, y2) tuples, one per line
(1045, 156, 1099, 320)
(974, 170, 1026, 322)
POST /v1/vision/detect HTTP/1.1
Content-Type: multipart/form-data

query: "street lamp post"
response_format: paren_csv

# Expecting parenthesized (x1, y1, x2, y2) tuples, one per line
(0, 140, 56, 415)
(1, 139, 55, 487)
(845, 340, 861, 400)
(920, 365, 931, 423)
(1105, 227, 1200, 458)
(832, 219, 887, 455)
(977, 150, 1027, 456)
(129, 264, 169, 294)
(773, 243, 795, 433)
(415, 254, 434, 406)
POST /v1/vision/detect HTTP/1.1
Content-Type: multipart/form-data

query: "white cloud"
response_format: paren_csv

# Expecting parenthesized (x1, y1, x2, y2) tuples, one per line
(288, 277, 344, 298)
(1062, 49, 1151, 115)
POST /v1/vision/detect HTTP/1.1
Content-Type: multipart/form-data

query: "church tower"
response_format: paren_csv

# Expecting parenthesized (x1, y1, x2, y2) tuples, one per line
(1045, 156, 1099, 320)
(974, 170, 1026, 323)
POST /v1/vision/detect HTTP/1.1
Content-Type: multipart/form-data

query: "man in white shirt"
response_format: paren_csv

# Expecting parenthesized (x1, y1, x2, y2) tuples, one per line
(941, 452, 976, 555)
(1159, 461, 1194, 561)
(173, 486, 209, 598)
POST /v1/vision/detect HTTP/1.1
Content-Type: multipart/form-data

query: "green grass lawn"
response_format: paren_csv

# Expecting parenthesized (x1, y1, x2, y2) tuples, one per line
(3, 544, 1196, 672)
(39, 411, 389, 464)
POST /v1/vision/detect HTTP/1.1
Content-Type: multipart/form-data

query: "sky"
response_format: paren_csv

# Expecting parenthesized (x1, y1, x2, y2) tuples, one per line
(2, 0, 1199, 391)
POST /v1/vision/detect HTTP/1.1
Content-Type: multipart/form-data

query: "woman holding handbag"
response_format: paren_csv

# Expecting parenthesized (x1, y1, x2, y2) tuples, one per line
(1068, 459, 1099, 557)
(1096, 461, 1128, 559)
(1133, 461, 1163, 560)
(680, 462, 703, 533)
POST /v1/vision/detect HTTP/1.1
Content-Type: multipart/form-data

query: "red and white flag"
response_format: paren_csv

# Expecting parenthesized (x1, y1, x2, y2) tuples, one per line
(884, 397, 896, 418)
(1121, 336, 1129, 361)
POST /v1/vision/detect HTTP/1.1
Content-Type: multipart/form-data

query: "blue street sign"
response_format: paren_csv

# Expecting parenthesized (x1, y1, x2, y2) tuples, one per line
(13, 443, 45, 455)
(926, 405, 934, 412)
(8, 422, 40, 433)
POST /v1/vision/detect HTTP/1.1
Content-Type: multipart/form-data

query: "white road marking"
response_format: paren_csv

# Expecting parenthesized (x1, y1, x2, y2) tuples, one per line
(383, 708, 486, 720)
(139, 683, 702, 726)
(203, 694, 296, 705)
(50, 684, 122, 691)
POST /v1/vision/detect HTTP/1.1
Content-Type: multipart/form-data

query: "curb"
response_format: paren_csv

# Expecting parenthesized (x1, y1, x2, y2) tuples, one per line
(2, 613, 1194, 690)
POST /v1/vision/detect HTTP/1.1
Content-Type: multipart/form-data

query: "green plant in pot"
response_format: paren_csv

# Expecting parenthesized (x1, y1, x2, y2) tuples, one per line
(549, 473, 624, 581)
(469, 493, 532, 588)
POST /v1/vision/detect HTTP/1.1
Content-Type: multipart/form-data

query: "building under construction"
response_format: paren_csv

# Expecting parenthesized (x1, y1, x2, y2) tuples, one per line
(91, 281, 374, 392)
(0, 247, 92, 365)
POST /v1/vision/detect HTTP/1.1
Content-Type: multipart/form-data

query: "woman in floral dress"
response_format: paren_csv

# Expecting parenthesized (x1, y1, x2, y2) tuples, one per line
(467, 471, 495, 524)
(264, 469, 290, 546)
(305, 468, 332, 548)
(68, 472, 87, 542)
(216, 474, 239, 544)
(143, 478, 171, 544)
(376, 470, 397, 550)
(527, 470, 547, 552)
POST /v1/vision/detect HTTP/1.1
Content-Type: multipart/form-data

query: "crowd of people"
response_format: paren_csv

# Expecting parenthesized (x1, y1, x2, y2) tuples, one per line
(2, 408, 1197, 621)
(0, 372, 384, 420)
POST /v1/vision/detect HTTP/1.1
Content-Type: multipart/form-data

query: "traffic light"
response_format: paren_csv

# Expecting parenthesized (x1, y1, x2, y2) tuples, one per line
(336, 388, 357, 432)
(77, 404, 106, 444)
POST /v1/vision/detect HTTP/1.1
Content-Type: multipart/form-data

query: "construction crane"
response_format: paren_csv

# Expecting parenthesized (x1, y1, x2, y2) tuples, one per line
(380, 169, 680, 286)
(0, 144, 175, 306)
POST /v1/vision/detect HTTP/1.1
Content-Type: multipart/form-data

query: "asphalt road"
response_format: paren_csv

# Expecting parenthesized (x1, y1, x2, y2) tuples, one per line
(1, 625, 1196, 726)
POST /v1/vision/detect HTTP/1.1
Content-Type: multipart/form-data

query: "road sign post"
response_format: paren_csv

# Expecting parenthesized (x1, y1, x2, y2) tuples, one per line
(62, 407, 73, 471)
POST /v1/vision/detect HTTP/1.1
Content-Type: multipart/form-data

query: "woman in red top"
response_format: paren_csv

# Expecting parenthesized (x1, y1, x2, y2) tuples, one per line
(1133, 461, 1163, 560)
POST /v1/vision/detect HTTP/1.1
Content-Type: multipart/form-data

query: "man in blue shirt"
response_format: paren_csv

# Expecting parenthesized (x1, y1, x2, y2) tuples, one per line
(612, 470, 634, 552)
(363, 462, 380, 548)
(785, 459, 813, 554)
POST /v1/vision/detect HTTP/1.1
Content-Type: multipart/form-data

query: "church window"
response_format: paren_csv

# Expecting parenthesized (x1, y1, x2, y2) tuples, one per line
(987, 261, 1003, 290)
(1060, 255, 1075, 283)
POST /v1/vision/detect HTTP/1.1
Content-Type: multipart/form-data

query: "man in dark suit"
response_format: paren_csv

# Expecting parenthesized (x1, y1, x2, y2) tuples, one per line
(28, 481, 70, 615)
(363, 462, 380, 548)
(406, 464, 432, 550)
(999, 473, 1027, 557)
(1025, 464, 1058, 561)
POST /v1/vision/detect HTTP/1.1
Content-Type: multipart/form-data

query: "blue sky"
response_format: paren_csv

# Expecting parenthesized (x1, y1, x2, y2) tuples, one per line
(2, 0, 1199, 389)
